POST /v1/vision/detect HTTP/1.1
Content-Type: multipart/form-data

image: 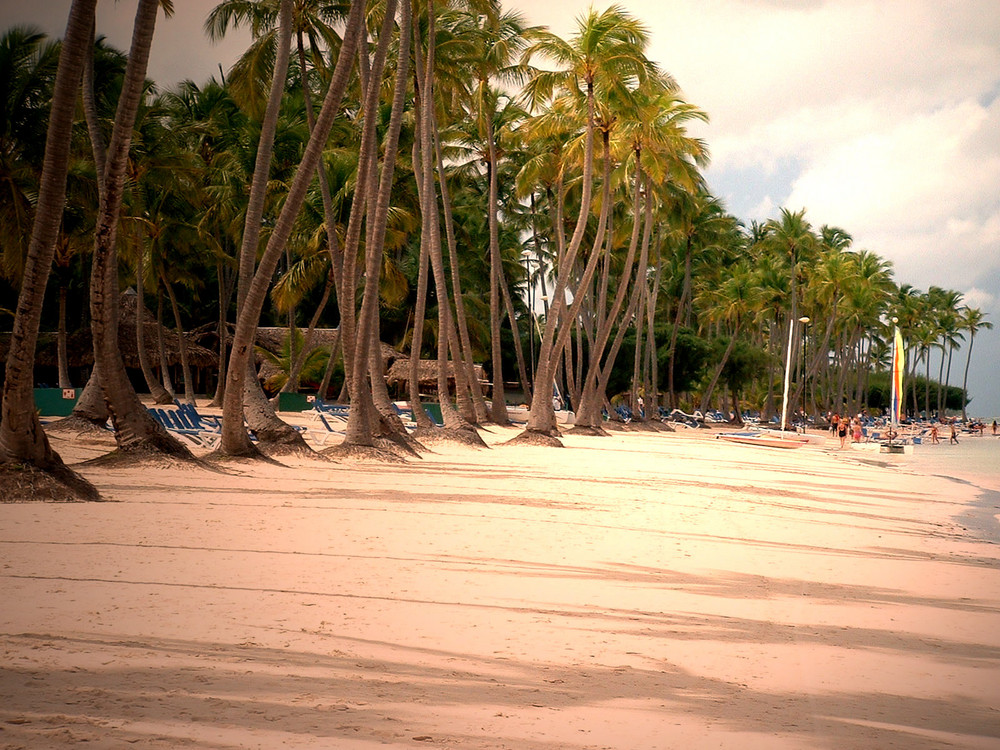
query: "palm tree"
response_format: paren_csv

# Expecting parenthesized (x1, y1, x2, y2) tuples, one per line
(518, 3, 652, 440)
(87, 0, 197, 459)
(959, 306, 992, 420)
(0, 26, 60, 283)
(218, 0, 363, 456)
(696, 261, 759, 413)
(463, 8, 539, 423)
(0, 0, 100, 500)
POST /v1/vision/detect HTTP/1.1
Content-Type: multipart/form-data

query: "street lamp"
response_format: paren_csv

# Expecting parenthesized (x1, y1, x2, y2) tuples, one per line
(780, 315, 810, 434)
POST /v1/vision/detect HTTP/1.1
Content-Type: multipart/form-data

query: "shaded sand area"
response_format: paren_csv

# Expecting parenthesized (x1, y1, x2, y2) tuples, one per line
(2, 425, 999, 749)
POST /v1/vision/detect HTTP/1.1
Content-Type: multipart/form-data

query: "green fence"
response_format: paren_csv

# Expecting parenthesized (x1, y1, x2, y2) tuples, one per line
(276, 391, 312, 412)
(34, 388, 82, 417)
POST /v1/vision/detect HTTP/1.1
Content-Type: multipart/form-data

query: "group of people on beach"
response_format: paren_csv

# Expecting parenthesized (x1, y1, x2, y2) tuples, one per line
(828, 413, 864, 449)
(928, 421, 961, 445)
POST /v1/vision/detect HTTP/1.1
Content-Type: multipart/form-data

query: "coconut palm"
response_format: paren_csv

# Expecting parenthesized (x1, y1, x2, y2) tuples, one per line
(517, 3, 653, 440)
(218, 0, 363, 456)
(0, 0, 100, 500)
(959, 306, 992, 420)
(696, 261, 760, 413)
(0, 26, 60, 283)
(86, 0, 198, 460)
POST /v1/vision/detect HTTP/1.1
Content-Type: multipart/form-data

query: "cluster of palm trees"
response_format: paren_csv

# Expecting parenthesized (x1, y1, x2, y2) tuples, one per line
(0, 0, 992, 498)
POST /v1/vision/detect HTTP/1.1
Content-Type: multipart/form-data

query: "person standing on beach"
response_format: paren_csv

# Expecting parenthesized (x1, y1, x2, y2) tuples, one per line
(950, 421, 959, 444)
(830, 413, 839, 437)
(992, 420, 997, 436)
(930, 424, 939, 444)
(838, 417, 849, 449)
(852, 417, 863, 444)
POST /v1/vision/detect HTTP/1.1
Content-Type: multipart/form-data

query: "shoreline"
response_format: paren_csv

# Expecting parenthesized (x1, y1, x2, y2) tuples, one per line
(2, 423, 999, 749)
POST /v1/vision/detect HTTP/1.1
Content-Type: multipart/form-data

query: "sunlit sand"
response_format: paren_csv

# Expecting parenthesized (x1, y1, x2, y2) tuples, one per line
(2, 423, 998, 749)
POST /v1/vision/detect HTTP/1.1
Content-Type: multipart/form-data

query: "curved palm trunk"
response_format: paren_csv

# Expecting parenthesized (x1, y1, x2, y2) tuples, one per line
(283, 25, 344, 398)
(575, 161, 644, 427)
(155, 292, 174, 396)
(54, 14, 111, 433)
(220, 0, 362, 455)
(229, 0, 304, 450)
(413, 0, 472, 433)
(699, 324, 740, 414)
(135, 240, 173, 404)
(961, 333, 975, 421)
(0, 0, 100, 499)
(406, 106, 434, 429)
(523, 80, 599, 438)
(485, 114, 508, 424)
(161, 271, 195, 405)
(666, 235, 693, 409)
(432, 116, 488, 422)
(344, 0, 410, 446)
(88, 0, 192, 459)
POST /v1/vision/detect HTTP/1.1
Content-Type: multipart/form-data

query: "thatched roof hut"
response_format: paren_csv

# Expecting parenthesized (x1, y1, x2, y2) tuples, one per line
(0, 289, 216, 374)
(117, 289, 217, 369)
(251, 327, 403, 386)
(385, 359, 485, 388)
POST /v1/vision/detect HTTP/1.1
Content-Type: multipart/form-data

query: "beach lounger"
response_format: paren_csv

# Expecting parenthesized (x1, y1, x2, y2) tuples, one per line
(149, 408, 220, 449)
(306, 412, 345, 446)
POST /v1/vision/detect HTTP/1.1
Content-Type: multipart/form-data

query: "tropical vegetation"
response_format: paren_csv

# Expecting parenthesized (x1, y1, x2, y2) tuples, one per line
(0, 0, 992, 498)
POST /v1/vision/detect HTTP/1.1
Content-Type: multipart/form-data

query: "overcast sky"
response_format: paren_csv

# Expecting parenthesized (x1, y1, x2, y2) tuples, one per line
(4, 0, 999, 416)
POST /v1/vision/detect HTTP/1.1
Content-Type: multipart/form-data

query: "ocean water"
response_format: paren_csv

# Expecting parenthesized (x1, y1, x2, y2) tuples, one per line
(899, 435, 1000, 544)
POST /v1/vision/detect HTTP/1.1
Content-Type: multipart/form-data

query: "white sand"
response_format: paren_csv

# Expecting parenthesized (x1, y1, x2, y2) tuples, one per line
(1, 424, 998, 749)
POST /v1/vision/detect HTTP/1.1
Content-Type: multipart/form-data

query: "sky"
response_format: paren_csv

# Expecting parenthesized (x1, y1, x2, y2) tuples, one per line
(3, 0, 999, 417)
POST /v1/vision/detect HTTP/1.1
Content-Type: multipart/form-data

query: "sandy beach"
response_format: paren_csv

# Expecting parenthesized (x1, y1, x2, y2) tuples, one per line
(2, 422, 999, 749)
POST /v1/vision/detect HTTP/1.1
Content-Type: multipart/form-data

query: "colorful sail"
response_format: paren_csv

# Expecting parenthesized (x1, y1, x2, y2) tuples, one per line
(891, 327, 905, 423)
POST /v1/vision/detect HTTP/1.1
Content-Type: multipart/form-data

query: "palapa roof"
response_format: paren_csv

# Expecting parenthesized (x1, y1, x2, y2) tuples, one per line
(0, 289, 217, 370)
(251, 328, 403, 383)
(386, 358, 470, 386)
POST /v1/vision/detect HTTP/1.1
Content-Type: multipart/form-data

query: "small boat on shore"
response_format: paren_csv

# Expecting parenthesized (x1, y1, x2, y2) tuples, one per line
(716, 431, 808, 449)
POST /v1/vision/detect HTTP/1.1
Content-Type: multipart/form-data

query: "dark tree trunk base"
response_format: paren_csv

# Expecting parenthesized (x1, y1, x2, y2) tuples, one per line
(602, 420, 632, 431)
(565, 424, 610, 437)
(410, 426, 489, 449)
(254, 440, 317, 459)
(503, 429, 564, 448)
(0, 461, 101, 502)
(82, 441, 211, 471)
(45, 415, 112, 435)
(375, 431, 425, 458)
(321, 443, 407, 463)
(253, 427, 312, 455)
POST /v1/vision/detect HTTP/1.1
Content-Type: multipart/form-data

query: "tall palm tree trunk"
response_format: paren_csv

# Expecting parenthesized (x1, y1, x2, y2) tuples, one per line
(345, 0, 410, 446)
(486, 114, 508, 424)
(219, 0, 362, 456)
(161, 271, 195, 405)
(155, 291, 174, 396)
(134, 238, 173, 404)
(575, 162, 643, 428)
(960, 333, 976, 421)
(523, 78, 599, 438)
(0, 0, 100, 499)
(88, 0, 192, 458)
(433, 114, 488, 422)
